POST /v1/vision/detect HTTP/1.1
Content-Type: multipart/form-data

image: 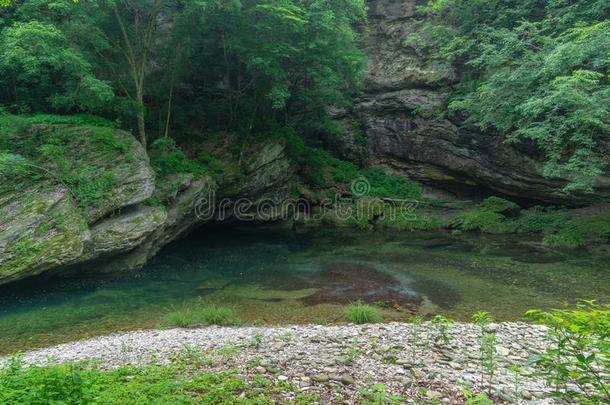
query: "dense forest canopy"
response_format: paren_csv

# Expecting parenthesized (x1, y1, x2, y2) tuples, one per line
(0, 0, 609, 193)
(0, 0, 366, 148)
(408, 0, 610, 192)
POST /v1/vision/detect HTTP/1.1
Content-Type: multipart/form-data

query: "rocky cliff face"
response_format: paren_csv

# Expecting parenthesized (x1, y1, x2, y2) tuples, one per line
(332, 0, 610, 204)
(0, 124, 294, 285)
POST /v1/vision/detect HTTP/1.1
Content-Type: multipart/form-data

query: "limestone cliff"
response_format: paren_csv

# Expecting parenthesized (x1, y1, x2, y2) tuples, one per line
(330, 0, 610, 204)
(0, 122, 293, 285)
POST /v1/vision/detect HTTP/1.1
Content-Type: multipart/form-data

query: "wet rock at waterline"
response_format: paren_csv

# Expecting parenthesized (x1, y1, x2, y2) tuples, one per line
(0, 125, 295, 285)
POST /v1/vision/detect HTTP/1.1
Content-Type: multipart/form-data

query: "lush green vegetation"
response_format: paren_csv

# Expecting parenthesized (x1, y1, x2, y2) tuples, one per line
(445, 197, 610, 247)
(0, 0, 366, 150)
(0, 357, 318, 404)
(0, 114, 133, 214)
(525, 301, 610, 404)
(345, 301, 383, 324)
(408, 0, 610, 191)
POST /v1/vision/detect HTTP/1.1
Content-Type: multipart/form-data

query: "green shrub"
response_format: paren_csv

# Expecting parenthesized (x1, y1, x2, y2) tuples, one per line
(479, 196, 519, 214)
(453, 197, 522, 233)
(453, 210, 509, 233)
(0, 358, 96, 404)
(197, 151, 226, 177)
(345, 302, 383, 324)
(361, 168, 422, 200)
(525, 302, 610, 404)
(513, 207, 570, 233)
(149, 138, 205, 177)
(543, 212, 610, 248)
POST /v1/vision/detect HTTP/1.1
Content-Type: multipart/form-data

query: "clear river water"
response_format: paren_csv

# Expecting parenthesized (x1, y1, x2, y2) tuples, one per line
(0, 226, 608, 354)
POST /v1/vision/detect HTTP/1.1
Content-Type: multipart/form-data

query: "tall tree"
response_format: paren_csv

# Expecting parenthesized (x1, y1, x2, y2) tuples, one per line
(94, 0, 165, 149)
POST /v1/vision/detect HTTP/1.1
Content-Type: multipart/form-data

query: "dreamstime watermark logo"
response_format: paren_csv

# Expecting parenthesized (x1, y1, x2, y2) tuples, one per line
(195, 178, 420, 223)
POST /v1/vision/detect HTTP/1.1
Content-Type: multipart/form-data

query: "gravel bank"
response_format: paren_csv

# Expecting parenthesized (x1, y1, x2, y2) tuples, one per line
(4, 323, 558, 404)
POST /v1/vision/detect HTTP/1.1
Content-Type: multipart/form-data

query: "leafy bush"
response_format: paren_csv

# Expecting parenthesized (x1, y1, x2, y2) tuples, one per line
(361, 168, 422, 200)
(0, 358, 97, 404)
(513, 207, 570, 233)
(543, 212, 610, 248)
(453, 210, 508, 233)
(453, 197, 520, 233)
(287, 134, 359, 188)
(149, 138, 205, 177)
(479, 197, 519, 215)
(197, 151, 226, 177)
(345, 302, 383, 324)
(525, 301, 610, 404)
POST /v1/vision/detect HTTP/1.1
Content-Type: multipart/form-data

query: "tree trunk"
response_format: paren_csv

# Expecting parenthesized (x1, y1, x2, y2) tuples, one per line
(136, 88, 147, 149)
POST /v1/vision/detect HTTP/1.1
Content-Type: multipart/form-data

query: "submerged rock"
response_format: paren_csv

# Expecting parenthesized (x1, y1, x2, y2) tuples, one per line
(303, 262, 420, 308)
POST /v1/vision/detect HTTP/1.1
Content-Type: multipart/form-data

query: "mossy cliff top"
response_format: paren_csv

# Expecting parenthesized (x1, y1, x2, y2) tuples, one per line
(0, 115, 159, 284)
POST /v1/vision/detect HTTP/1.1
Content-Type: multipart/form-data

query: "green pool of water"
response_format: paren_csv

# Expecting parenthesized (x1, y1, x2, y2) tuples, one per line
(0, 226, 608, 354)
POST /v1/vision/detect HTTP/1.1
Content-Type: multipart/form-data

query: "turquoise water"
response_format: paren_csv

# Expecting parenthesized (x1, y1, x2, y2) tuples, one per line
(0, 226, 608, 353)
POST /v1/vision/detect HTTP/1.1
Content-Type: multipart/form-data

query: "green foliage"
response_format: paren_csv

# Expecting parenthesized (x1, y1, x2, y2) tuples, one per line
(196, 151, 226, 178)
(0, 358, 96, 404)
(479, 197, 519, 214)
(160, 305, 238, 328)
(431, 314, 453, 345)
(0, 114, 129, 212)
(0, 358, 317, 404)
(472, 311, 498, 395)
(287, 133, 358, 187)
(453, 197, 516, 232)
(1, 0, 366, 148)
(345, 301, 383, 324)
(357, 383, 405, 404)
(412, 0, 610, 191)
(472, 311, 493, 326)
(453, 210, 507, 233)
(172, 0, 366, 132)
(525, 301, 610, 404)
(463, 391, 494, 405)
(543, 211, 610, 248)
(0, 21, 113, 114)
(149, 138, 205, 177)
(361, 168, 422, 200)
(512, 206, 570, 234)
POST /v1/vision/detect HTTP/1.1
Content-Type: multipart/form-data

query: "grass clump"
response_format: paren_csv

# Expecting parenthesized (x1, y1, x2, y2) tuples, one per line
(345, 301, 383, 324)
(160, 305, 238, 328)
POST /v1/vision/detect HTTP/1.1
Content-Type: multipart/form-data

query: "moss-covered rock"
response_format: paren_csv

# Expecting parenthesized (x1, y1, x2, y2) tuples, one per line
(0, 186, 88, 284)
(0, 116, 158, 284)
